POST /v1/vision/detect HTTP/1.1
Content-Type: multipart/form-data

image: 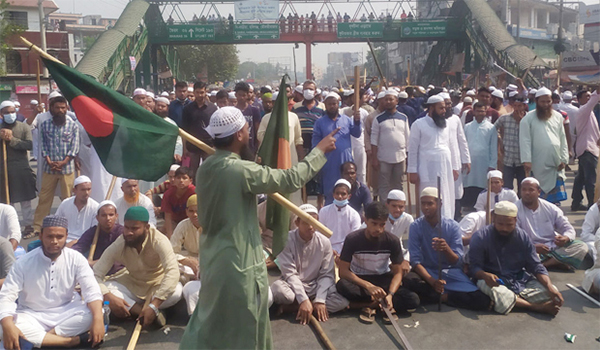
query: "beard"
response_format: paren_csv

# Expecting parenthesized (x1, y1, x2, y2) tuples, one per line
(52, 113, 66, 126)
(240, 144, 255, 161)
(536, 104, 552, 120)
(431, 111, 447, 128)
(124, 191, 140, 205)
(445, 108, 453, 119)
(124, 232, 146, 247)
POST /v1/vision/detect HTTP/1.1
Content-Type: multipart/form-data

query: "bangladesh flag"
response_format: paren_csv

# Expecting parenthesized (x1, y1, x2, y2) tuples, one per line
(42, 58, 179, 181)
(257, 76, 291, 256)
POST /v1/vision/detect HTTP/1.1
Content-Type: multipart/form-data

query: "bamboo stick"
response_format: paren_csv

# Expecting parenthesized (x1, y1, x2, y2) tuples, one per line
(486, 176, 492, 225)
(2, 140, 9, 204)
(309, 315, 336, 350)
(126, 290, 153, 350)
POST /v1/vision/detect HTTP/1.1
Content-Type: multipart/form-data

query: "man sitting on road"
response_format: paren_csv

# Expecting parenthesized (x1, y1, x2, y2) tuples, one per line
(271, 204, 349, 324)
(0, 215, 104, 349)
(385, 190, 413, 265)
(55, 176, 99, 246)
(0, 203, 22, 251)
(114, 179, 157, 226)
(517, 177, 589, 271)
(404, 187, 491, 311)
(93, 207, 182, 328)
(336, 202, 419, 324)
(470, 201, 564, 315)
(474, 170, 518, 212)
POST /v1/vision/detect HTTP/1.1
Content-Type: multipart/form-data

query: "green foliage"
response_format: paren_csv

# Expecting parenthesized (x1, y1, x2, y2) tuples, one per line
(0, 0, 25, 75)
(176, 44, 239, 83)
(236, 61, 283, 85)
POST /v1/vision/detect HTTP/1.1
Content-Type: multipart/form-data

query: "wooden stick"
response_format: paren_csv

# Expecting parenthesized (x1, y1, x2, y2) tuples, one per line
(486, 176, 492, 225)
(20, 36, 62, 64)
(36, 59, 42, 104)
(309, 315, 336, 350)
(88, 175, 118, 262)
(379, 299, 414, 350)
(436, 176, 442, 311)
(366, 39, 388, 89)
(178, 129, 334, 238)
(406, 172, 412, 217)
(521, 55, 537, 81)
(354, 65, 361, 111)
(566, 283, 600, 307)
(126, 290, 153, 350)
(2, 140, 9, 205)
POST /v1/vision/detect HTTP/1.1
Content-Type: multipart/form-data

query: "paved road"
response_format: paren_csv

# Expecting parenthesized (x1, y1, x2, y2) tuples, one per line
(19, 165, 600, 349)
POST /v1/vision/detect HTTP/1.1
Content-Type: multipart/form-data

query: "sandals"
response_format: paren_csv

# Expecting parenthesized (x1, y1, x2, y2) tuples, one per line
(359, 307, 376, 324)
(22, 230, 38, 240)
(382, 308, 398, 324)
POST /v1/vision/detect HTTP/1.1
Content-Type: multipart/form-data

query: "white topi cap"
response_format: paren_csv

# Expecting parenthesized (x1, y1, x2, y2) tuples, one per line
(73, 175, 91, 187)
(387, 189, 406, 201)
(206, 107, 246, 139)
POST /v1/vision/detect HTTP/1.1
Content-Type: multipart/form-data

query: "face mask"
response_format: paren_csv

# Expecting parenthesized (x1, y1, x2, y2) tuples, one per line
(303, 89, 315, 100)
(3, 113, 17, 124)
(15, 108, 19, 112)
(333, 198, 348, 207)
(388, 213, 403, 222)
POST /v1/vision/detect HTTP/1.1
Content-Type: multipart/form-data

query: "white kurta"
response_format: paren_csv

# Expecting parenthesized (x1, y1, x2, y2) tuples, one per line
(385, 213, 414, 260)
(114, 195, 157, 226)
(474, 187, 519, 212)
(519, 110, 569, 193)
(463, 119, 498, 189)
(342, 107, 369, 184)
(447, 115, 470, 199)
(0, 204, 22, 243)
(458, 211, 486, 239)
(407, 116, 457, 218)
(55, 197, 99, 242)
(0, 247, 102, 328)
(318, 204, 361, 254)
(581, 203, 600, 262)
(516, 199, 576, 248)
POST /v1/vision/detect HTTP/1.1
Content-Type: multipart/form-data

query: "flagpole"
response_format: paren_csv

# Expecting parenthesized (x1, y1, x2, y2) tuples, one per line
(20, 36, 334, 239)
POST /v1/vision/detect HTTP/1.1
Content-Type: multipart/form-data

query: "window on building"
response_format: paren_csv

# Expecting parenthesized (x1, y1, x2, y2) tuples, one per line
(91, 18, 97, 25)
(5, 51, 22, 74)
(7, 11, 28, 29)
(536, 10, 546, 29)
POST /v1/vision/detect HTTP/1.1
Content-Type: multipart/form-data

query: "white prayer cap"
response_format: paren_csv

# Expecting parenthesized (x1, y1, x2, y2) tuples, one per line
(332, 87, 339, 93)
(489, 86, 496, 92)
(442, 87, 448, 92)
(132, 88, 146, 97)
(334, 178, 352, 191)
(265, 85, 272, 91)
(0, 101, 15, 110)
(427, 84, 435, 90)
(562, 91, 573, 101)
(295, 85, 304, 93)
(160, 91, 169, 97)
(487, 170, 503, 179)
(398, 91, 408, 99)
(145, 91, 155, 99)
(97, 200, 117, 213)
(376, 91, 385, 99)
(491, 90, 504, 99)
(209, 91, 217, 97)
(121, 178, 136, 185)
(494, 201, 518, 217)
(384, 89, 398, 97)
(343, 89, 354, 97)
(248, 85, 254, 92)
(417, 86, 426, 94)
(521, 177, 540, 187)
(449, 89, 455, 94)
(187, 87, 194, 92)
(322, 91, 329, 98)
(463, 97, 473, 103)
(420, 187, 439, 199)
(73, 175, 91, 187)
(316, 88, 322, 95)
(13, 101, 20, 107)
(528, 88, 538, 95)
(393, 87, 401, 93)
(48, 90, 63, 99)
(206, 106, 246, 139)
(535, 87, 552, 98)
(228, 92, 236, 99)
(169, 164, 181, 172)
(438, 92, 450, 101)
(466, 90, 476, 96)
(30, 99, 39, 105)
(272, 92, 279, 100)
(387, 189, 406, 201)
(507, 84, 518, 91)
(299, 203, 319, 215)
(426, 95, 444, 105)
(324, 92, 340, 101)
(508, 91, 519, 98)
(155, 97, 170, 105)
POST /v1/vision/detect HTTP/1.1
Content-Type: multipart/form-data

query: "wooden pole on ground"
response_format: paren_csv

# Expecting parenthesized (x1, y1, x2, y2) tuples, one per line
(88, 175, 118, 262)
(566, 283, 600, 307)
(2, 140, 9, 205)
(486, 176, 492, 225)
(366, 39, 388, 89)
(126, 290, 153, 350)
(436, 176, 442, 311)
(179, 129, 334, 238)
(309, 315, 336, 350)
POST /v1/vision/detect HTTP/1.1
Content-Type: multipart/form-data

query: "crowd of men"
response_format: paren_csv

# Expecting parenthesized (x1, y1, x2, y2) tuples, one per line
(0, 75, 598, 348)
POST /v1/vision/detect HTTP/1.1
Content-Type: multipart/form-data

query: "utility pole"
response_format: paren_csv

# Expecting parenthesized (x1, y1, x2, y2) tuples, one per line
(517, 0, 521, 43)
(557, 0, 564, 88)
(38, 0, 48, 77)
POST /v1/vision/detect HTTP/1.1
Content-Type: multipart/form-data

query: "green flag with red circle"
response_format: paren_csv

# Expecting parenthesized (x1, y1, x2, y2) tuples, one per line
(42, 58, 179, 181)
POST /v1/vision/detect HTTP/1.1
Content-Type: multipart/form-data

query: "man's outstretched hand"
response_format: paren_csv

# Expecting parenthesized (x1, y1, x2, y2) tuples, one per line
(316, 128, 340, 154)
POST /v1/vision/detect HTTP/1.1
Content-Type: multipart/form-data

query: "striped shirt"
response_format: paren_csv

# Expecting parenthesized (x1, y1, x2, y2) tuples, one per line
(340, 229, 403, 276)
(40, 117, 79, 174)
(495, 113, 521, 167)
(292, 104, 325, 150)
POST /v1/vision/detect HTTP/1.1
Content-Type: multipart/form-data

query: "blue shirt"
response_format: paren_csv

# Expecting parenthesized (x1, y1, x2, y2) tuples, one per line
(348, 181, 372, 215)
(169, 98, 191, 126)
(469, 225, 548, 293)
(408, 217, 464, 270)
(396, 103, 417, 126)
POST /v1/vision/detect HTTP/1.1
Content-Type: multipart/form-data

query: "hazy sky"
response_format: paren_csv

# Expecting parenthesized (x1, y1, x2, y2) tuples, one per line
(53, 0, 597, 75)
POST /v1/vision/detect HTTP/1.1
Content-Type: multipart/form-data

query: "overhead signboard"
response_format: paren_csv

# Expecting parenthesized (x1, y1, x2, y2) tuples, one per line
(337, 22, 383, 39)
(233, 24, 279, 40)
(235, 0, 279, 21)
(400, 21, 447, 38)
(561, 50, 600, 70)
(167, 25, 215, 41)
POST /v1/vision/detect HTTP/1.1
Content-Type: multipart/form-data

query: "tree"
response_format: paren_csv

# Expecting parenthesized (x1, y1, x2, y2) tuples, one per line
(0, 0, 25, 75)
(365, 41, 386, 83)
(176, 44, 239, 83)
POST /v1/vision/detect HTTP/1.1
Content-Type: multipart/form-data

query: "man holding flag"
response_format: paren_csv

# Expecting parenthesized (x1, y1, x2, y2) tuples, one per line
(180, 98, 339, 348)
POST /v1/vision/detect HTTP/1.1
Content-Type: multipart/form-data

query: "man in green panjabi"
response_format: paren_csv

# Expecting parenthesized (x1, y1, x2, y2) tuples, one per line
(180, 107, 339, 349)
